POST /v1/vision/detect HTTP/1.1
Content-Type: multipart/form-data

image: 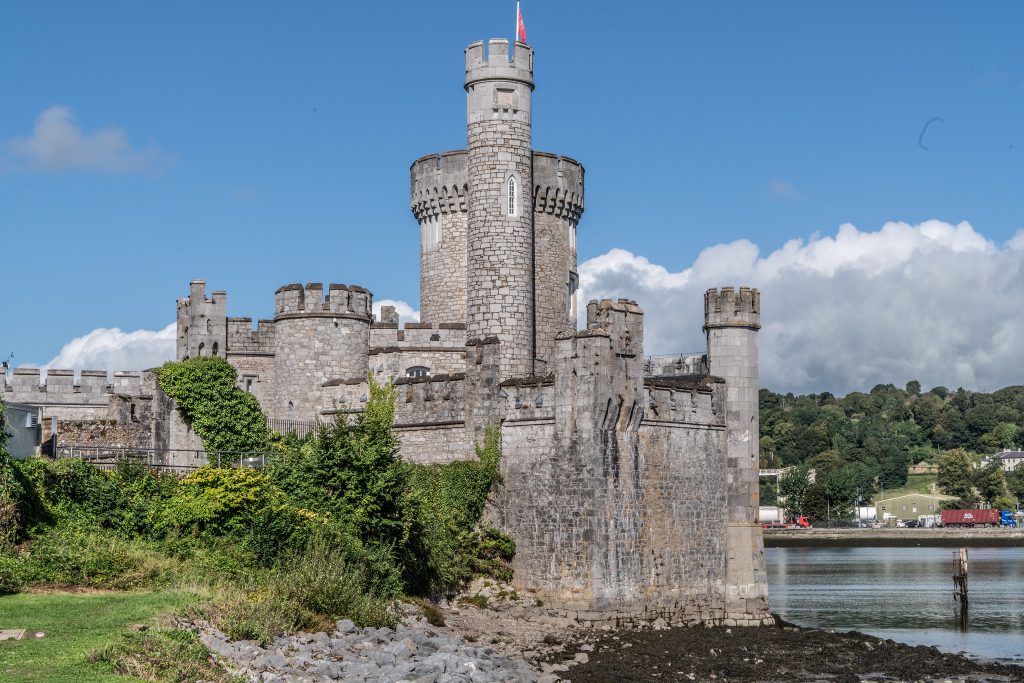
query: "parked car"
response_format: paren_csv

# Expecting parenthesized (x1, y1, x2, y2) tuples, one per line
(904, 519, 920, 528)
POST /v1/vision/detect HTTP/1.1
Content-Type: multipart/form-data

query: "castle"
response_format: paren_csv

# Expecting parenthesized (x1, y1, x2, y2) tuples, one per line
(3, 39, 771, 626)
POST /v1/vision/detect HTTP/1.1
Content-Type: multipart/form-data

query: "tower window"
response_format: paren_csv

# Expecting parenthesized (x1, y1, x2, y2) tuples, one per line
(406, 366, 430, 378)
(507, 176, 516, 216)
(212, 341, 219, 356)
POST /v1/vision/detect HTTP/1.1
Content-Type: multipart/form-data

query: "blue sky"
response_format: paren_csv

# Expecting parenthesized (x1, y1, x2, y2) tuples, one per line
(3, 2, 1024, 392)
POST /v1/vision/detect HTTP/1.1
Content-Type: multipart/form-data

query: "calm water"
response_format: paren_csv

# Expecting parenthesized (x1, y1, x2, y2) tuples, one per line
(766, 546, 1024, 663)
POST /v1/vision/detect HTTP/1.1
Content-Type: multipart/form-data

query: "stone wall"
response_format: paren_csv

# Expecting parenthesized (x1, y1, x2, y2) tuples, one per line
(411, 151, 469, 324)
(533, 153, 584, 366)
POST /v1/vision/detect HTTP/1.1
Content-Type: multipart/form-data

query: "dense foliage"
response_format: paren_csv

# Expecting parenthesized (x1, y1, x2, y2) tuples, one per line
(0, 377, 510, 642)
(761, 382, 1024, 521)
(156, 356, 270, 453)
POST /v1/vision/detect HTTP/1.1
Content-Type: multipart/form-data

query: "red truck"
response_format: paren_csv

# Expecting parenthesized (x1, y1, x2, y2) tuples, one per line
(940, 509, 1001, 527)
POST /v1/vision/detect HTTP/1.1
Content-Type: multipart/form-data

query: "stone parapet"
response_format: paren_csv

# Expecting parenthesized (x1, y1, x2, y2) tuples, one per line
(274, 283, 372, 320)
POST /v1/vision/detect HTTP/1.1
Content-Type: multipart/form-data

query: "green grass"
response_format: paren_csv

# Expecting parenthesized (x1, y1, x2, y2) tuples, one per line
(0, 591, 194, 683)
(872, 474, 938, 502)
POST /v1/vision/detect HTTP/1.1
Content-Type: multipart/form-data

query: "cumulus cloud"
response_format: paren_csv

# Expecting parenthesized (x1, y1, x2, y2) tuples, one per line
(373, 299, 420, 323)
(578, 220, 1024, 395)
(2, 105, 166, 173)
(41, 324, 176, 371)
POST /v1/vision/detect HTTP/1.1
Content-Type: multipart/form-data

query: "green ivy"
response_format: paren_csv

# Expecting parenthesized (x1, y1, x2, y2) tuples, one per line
(156, 356, 269, 453)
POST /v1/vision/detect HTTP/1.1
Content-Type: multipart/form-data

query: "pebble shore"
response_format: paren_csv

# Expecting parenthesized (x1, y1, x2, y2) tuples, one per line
(197, 616, 559, 683)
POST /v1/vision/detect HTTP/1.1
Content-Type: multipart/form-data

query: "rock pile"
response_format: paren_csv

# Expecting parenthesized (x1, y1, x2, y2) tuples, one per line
(197, 616, 560, 683)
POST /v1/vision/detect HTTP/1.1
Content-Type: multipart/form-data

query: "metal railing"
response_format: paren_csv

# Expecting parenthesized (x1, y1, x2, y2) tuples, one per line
(643, 353, 709, 377)
(266, 417, 325, 439)
(55, 445, 279, 475)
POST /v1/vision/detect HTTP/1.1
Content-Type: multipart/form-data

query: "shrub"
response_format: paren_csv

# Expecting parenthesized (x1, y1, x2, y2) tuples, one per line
(157, 467, 286, 538)
(20, 526, 177, 589)
(92, 627, 243, 683)
(156, 356, 269, 453)
(269, 377, 411, 549)
(0, 554, 26, 594)
(404, 426, 513, 595)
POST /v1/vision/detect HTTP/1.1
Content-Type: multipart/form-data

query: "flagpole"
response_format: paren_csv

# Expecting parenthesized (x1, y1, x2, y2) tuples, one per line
(516, 1, 520, 44)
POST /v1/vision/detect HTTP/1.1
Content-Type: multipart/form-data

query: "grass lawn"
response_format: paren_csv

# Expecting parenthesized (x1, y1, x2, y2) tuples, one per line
(872, 474, 938, 502)
(0, 591, 194, 683)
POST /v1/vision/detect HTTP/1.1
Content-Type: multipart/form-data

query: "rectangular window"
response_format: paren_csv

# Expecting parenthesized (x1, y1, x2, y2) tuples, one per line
(901, 505, 907, 512)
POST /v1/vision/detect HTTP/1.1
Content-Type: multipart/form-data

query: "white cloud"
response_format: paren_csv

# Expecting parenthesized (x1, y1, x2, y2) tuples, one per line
(2, 105, 166, 173)
(373, 299, 420, 323)
(41, 324, 176, 371)
(578, 220, 1024, 394)
(768, 178, 801, 200)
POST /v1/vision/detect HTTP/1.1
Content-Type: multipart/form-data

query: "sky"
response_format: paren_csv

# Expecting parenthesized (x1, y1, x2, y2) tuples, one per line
(2, 2, 1024, 394)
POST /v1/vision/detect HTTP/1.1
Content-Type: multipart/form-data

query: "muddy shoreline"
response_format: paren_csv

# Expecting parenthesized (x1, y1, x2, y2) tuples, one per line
(550, 620, 1024, 682)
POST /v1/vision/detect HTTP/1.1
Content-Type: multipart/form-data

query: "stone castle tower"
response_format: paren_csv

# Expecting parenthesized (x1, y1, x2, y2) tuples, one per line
(9, 37, 770, 628)
(412, 39, 583, 377)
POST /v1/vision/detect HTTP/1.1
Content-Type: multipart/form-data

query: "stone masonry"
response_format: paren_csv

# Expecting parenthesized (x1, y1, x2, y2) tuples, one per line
(4, 37, 771, 627)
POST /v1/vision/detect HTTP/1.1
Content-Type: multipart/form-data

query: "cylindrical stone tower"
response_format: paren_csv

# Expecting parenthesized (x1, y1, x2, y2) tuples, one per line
(272, 282, 372, 421)
(465, 39, 535, 379)
(532, 153, 584, 367)
(704, 286, 770, 621)
(410, 151, 469, 324)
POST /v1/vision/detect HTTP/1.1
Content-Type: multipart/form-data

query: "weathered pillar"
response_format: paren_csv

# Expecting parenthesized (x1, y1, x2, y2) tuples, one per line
(705, 287, 771, 624)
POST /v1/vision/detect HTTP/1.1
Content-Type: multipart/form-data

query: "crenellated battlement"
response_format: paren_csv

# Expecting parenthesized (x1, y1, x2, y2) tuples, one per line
(465, 39, 533, 90)
(586, 298, 644, 359)
(2, 368, 148, 403)
(274, 282, 373, 320)
(533, 153, 585, 222)
(410, 151, 469, 222)
(704, 286, 761, 331)
(226, 318, 276, 355)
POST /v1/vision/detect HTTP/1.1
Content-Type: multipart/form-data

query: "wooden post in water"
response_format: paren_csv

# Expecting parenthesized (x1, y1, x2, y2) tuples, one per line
(953, 547, 969, 630)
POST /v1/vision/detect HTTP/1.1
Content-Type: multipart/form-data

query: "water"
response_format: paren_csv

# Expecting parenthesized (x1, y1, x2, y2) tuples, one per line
(766, 546, 1024, 663)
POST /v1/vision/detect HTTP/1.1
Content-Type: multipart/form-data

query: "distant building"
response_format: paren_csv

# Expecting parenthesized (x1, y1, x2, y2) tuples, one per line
(1, 401, 40, 459)
(875, 492, 956, 521)
(908, 461, 938, 475)
(982, 449, 1024, 473)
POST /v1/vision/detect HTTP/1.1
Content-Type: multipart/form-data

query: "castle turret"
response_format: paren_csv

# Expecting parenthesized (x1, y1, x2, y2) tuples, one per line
(411, 151, 469, 324)
(465, 39, 535, 379)
(176, 280, 227, 360)
(272, 282, 372, 421)
(704, 286, 770, 620)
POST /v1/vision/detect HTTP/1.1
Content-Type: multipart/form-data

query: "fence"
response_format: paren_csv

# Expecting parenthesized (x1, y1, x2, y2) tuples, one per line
(643, 353, 709, 377)
(54, 445, 279, 475)
(266, 417, 325, 439)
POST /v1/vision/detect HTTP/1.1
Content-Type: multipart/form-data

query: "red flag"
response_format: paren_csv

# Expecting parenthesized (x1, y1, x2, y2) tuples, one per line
(516, 1, 527, 43)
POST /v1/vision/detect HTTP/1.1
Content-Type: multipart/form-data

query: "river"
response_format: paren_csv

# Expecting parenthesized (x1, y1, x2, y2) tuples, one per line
(766, 546, 1024, 663)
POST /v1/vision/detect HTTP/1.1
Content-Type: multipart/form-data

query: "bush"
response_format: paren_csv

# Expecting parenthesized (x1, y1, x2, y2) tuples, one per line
(203, 534, 397, 644)
(404, 426, 513, 595)
(92, 627, 243, 683)
(157, 467, 286, 538)
(156, 356, 269, 453)
(0, 554, 26, 594)
(19, 526, 177, 589)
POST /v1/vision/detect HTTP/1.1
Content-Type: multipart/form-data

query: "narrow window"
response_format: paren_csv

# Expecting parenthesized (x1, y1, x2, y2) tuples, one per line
(198, 342, 205, 356)
(507, 176, 516, 216)
(212, 341, 219, 356)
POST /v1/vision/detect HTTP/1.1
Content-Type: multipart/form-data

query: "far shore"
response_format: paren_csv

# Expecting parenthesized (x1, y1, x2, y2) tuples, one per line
(764, 527, 1024, 547)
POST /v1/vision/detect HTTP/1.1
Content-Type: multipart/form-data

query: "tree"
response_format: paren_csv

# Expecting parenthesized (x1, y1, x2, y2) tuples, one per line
(1007, 467, 1024, 502)
(906, 380, 922, 395)
(973, 461, 1007, 505)
(779, 466, 811, 516)
(937, 448, 974, 500)
(981, 422, 1020, 452)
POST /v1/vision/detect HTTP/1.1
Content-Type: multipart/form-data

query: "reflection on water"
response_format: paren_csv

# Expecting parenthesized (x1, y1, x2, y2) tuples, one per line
(766, 547, 1024, 662)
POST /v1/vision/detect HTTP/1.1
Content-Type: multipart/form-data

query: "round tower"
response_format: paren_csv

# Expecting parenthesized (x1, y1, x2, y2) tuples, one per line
(410, 150, 469, 323)
(704, 286, 770, 621)
(272, 282, 372, 421)
(532, 153, 584, 366)
(465, 39, 535, 379)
